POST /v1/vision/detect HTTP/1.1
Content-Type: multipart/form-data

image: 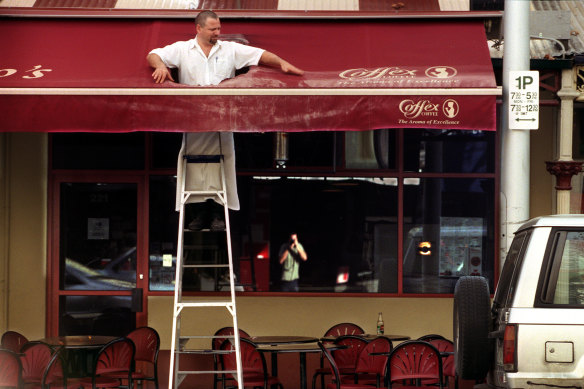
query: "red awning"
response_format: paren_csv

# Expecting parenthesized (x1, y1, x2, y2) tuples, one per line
(0, 16, 499, 132)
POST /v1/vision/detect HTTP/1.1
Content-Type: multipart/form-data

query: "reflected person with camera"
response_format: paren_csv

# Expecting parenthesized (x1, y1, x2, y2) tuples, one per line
(278, 233, 308, 292)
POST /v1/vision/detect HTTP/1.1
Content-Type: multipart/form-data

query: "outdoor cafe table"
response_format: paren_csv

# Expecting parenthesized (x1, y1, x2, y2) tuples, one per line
(320, 334, 411, 342)
(250, 336, 319, 389)
(39, 335, 117, 377)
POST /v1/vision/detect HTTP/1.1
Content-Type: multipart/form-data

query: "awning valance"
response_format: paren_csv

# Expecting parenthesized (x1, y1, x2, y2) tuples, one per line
(0, 17, 499, 132)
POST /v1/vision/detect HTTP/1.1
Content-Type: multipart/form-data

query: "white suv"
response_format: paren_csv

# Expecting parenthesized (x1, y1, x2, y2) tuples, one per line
(454, 215, 584, 389)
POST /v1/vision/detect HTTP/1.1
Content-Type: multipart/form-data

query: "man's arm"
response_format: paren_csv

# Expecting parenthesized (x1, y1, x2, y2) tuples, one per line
(296, 243, 308, 261)
(279, 246, 290, 264)
(259, 51, 304, 76)
(147, 53, 175, 84)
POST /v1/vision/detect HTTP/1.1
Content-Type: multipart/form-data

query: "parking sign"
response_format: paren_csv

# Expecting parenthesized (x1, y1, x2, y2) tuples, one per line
(509, 71, 539, 130)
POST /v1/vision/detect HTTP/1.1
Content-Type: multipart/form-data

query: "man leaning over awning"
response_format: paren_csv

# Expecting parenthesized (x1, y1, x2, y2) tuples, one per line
(147, 10, 304, 229)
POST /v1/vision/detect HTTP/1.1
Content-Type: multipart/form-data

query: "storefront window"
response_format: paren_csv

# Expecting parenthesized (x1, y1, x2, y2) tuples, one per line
(59, 295, 134, 336)
(52, 129, 496, 296)
(236, 176, 399, 293)
(403, 129, 495, 173)
(149, 176, 178, 291)
(52, 133, 145, 170)
(59, 182, 137, 291)
(403, 177, 495, 293)
(345, 129, 397, 170)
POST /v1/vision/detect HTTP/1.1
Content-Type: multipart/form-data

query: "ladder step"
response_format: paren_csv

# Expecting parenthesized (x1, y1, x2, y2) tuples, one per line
(184, 228, 226, 232)
(184, 154, 222, 163)
(177, 301, 234, 308)
(183, 264, 229, 268)
(182, 245, 224, 249)
(183, 190, 226, 196)
(175, 349, 234, 355)
(178, 370, 237, 375)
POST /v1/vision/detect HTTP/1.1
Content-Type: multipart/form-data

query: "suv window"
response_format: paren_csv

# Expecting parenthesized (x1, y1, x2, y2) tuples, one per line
(493, 230, 531, 309)
(540, 230, 584, 306)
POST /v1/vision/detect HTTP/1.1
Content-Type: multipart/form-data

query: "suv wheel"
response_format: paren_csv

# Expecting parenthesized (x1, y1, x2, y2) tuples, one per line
(453, 276, 492, 380)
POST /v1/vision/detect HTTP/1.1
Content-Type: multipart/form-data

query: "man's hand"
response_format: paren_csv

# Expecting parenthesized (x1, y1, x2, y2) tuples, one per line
(147, 53, 175, 84)
(151, 66, 175, 84)
(281, 61, 304, 76)
(260, 51, 304, 76)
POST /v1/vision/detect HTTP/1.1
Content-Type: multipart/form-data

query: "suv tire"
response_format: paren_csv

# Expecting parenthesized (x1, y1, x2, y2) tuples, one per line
(454, 276, 492, 380)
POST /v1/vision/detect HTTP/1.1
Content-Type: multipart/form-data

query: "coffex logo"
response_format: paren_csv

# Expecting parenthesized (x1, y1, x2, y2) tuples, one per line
(399, 99, 440, 119)
(339, 67, 417, 79)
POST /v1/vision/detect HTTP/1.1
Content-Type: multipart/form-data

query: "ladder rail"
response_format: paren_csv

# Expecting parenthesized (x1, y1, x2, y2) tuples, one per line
(169, 133, 243, 389)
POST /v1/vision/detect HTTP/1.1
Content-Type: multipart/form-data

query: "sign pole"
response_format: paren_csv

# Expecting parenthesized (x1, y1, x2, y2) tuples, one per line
(501, 0, 531, 267)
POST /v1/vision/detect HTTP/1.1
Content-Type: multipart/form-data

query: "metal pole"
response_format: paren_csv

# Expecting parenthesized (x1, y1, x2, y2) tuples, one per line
(500, 0, 531, 268)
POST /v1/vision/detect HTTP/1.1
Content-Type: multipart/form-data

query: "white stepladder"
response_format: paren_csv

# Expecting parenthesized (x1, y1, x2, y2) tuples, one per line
(168, 138, 243, 389)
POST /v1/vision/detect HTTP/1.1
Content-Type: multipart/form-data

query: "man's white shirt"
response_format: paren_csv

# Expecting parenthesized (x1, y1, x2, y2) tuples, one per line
(149, 38, 264, 86)
(150, 37, 264, 211)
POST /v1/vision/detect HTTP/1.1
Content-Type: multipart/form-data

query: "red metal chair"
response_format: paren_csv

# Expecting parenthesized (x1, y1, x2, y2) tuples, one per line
(103, 327, 160, 389)
(324, 323, 365, 338)
(424, 338, 456, 389)
(212, 327, 250, 389)
(79, 337, 135, 389)
(318, 341, 380, 389)
(417, 334, 446, 342)
(1, 331, 28, 353)
(342, 336, 393, 387)
(20, 341, 54, 388)
(0, 348, 23, 389)
(219, 337, 282, 389)
(387, 340, 443, 389)
(313, 324, 365, 389)
(40, 346, 73, 389)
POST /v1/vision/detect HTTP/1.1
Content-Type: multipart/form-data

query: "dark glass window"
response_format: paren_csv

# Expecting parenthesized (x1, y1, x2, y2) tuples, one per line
(345, 129, 397, 170)
(59, 182, 137, 291)
(235, 132, 274, 170)
(403, 129, 495, 173)
(402, 178, 495, 293)
(151, 133, 182, 169)
(59, 295, 134, 336)
(52, 133, 145, 170)
(149, 176, 178, 291)
(52, 129, 496, 296)
(235, 132, 336, 170)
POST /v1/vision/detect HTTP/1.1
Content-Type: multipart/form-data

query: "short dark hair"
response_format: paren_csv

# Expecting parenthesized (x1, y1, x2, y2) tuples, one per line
(195, 10, 219, 27)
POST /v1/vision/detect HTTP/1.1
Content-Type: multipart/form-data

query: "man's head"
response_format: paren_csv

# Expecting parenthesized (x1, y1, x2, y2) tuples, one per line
(195, 10, 220, 46)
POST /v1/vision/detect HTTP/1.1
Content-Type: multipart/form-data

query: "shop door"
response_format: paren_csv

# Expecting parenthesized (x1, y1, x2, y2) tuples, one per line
(50, 178, 146, 336)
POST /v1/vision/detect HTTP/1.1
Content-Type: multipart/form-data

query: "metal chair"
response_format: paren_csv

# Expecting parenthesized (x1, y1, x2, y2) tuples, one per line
(417, 334, 446, 342)
(212, 326, 250, 389)
(324, 323, 365, 338)
(424, 338, 456, 389)
(79, 337, 135, 389)
(20, 341, 54, 388)
(342, 336, 392, 387)
(1, 331, 28, 353)
(386, 340, 443, 389)
(317, 341, 378, 389)
(0, 348, 24, 389)
(103, 327, 160, 389)
(219, 337, 282, 389)
(313, 324, 365, 389)
(40, 346, 73, 389)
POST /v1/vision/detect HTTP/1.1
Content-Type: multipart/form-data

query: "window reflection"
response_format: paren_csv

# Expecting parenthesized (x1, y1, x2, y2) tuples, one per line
(149, 176, 178, 291)
(59, 295, 134, 336)
(60, 183, 137, 291)
(404, 129, 494, 173)
(403, 178, 495, 293)
(149, 175, 399, 293)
